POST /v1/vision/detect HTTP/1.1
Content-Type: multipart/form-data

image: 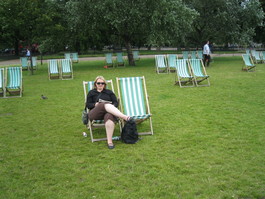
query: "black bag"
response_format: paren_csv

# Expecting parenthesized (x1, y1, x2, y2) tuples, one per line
(121, 119, 139, 144)
(82, 109, 88, 125)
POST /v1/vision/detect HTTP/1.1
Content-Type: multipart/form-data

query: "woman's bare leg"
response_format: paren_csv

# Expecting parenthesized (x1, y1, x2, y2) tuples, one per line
(104, 104, 129, 121)
(105, 120, 115, 145)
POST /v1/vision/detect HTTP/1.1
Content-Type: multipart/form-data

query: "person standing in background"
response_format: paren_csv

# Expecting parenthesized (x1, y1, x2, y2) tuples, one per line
(203, 41, 211, 66)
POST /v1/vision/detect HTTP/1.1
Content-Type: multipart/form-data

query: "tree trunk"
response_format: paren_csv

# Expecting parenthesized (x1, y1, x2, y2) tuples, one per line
(29, 49, 34, 75)
(125, 41, 135, 66)
(14, 39, 19, 56)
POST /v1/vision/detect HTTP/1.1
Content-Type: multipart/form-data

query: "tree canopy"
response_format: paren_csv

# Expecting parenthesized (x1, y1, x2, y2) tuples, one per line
(0, 0, 264, 64)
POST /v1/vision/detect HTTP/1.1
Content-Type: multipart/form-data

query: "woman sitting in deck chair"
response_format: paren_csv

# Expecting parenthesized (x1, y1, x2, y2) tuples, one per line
(86, 76, 131, 149)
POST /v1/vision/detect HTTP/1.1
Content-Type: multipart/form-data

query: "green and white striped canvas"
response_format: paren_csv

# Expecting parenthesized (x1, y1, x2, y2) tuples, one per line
(6, 67, 21, 89)
(49, 60, 59, 74)
(133, 51, 140, 61)
(61, 59, 71, 73)
(155, 55, 167, 69)
(0, 68, 4, 90)
(105, 53, 113, 65)
(72, 53, 78, 62)
(176, 59, 192, 78)
(242, 54, 255, 67)
(20, 57, 28, 70)
(116, 52, 124, 64)
(167, 54, 177, 68)
(190, 51, 197, 59)
(189, 59, 208, 77)
(118, 77, 150, 120)
(197, 50, 203, 59)
(64, 53, 71, 59)
(182, 51, 189, 59)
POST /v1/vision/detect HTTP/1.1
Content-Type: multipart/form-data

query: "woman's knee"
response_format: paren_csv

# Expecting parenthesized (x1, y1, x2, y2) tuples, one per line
(105, 119, 115, 127)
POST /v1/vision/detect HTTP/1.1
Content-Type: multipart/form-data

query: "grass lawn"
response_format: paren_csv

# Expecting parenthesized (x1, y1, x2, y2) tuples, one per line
(0, 57, 265, 198)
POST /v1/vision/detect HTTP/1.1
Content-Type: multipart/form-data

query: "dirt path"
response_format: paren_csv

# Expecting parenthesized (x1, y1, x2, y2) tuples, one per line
(0, 53, 242, 66)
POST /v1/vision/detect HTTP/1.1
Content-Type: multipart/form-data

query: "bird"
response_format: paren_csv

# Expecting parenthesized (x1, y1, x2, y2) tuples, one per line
(41, 95, 48, 99)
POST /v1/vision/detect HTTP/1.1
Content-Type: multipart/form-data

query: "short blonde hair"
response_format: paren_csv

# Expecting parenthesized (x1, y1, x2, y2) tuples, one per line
(94, 76, 107, 89)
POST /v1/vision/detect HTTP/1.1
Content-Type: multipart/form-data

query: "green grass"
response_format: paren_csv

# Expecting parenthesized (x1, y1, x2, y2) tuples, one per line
(1, 57, 265, 199)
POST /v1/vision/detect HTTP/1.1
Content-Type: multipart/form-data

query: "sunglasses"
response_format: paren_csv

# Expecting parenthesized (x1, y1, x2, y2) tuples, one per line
(96, 82, 105, 85)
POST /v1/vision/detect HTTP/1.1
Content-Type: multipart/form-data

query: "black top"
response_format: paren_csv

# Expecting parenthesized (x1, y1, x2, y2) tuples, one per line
(86, 88, 118, 110)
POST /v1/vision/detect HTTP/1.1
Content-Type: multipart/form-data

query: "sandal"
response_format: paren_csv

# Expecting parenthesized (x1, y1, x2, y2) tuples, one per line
(107, 143, 115, 149)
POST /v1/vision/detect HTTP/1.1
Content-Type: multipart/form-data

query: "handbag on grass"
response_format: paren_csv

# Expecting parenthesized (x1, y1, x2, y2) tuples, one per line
(82, 109, 88, 125)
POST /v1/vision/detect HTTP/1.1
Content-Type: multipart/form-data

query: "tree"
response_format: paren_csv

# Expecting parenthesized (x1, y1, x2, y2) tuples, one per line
(183, 0, 264, 47)
(254, 0, 265, 44)
(67, 0, 197, 65)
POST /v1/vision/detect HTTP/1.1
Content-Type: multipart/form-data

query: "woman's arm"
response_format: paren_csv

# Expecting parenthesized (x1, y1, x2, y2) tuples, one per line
(86, 90, 97, 109)
(109, 91, 118, 107)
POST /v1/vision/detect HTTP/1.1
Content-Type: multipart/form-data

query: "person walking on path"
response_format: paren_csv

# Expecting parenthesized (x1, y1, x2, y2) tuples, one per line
(203, 41, 211, 67)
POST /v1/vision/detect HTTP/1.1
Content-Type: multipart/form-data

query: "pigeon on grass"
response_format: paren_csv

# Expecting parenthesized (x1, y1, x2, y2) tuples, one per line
(41, 95, 48, 99)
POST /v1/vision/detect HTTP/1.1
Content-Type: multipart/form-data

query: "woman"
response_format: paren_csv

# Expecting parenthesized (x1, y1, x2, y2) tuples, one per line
(86, 76, 130, 149)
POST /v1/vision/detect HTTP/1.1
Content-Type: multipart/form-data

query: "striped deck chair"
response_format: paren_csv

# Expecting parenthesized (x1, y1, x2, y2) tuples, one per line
(5, 67, 23, 97)
(116, 52, 125, 67)
(83, 80, 121, 142)
(28, 56, 37, 70)
(175, 59, 194, 88)
(71, 53, 79, 63)
(155, 55, 168, 74)
(60, 59, 73, 80)
(245, 49, 251, 55)
(116, 76, 153, 135)
(190, 51, 197, 59)
(133, 51, 140, 61)
(105, 53, 114, 68)
(20, 57, 28, 70)
(167, 54, 178, 73)
(64, 53, 71, 60)
(189, 59, 210, 86)
(253, 51, 262, 64)
(48, 60, 60, 80)
(0, 68, 5, 97)
(182, 51, 189, 59)
(242, 54, 256, 72)
(197, 50, 203, 59)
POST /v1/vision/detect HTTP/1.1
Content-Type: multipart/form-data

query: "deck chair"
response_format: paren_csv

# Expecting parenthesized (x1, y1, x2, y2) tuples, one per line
(197, 50, 203, 59)
(5, 67, 23, 97)
(28, 56, 37, 70)
(60, 59, 73, 79)
(182, 51, 189, 59)
(133, 51, 140, 61)
(64, 53, 71, 59)
(242, 54, 256, 72)
(83, 80, 121, 142)
(245, 49, 251, 55)
(0, 68, 5, 97)
(167, 54, 178, 72)
(105, 53, 114, 68)
(48, 60, 60, 80)
(20, 57, 28, 70)
(155, 55, 168, 74)
(71, 53, 79, 63)
(116, 52, 125, 67)
(189, 59, 210, 86)
(253, 51, 262, 64)
(116, 76, 153, 135)
(175, 59, 194, 88)
(190, 51, 197, 59)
